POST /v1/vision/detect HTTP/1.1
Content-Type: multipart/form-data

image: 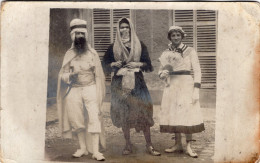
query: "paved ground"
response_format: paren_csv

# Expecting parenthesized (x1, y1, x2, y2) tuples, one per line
(45, 103, 215, 163)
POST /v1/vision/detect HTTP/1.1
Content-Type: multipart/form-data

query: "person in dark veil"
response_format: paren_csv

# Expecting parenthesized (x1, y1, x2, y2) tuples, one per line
(103, 17, 161, 156)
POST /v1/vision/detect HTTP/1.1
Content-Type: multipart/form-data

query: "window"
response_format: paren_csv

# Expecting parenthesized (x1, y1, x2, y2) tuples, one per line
(173, 10, 217, 89)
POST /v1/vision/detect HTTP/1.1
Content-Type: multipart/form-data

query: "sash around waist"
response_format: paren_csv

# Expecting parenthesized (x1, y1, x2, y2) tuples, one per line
(169, 71, 191, 75)
(72, 81, 95, 87)
(71, 70, 96, 87)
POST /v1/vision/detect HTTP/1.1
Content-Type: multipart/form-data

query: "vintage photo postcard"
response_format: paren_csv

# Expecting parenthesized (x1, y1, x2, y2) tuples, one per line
(0, 2, 259, 163)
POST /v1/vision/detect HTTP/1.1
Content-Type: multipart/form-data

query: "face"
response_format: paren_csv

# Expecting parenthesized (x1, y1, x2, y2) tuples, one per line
(119, 23, 130, 39)
(120, 23, 130, 33)
(170, 31, 183, 46)
(75, 32, 85, 39)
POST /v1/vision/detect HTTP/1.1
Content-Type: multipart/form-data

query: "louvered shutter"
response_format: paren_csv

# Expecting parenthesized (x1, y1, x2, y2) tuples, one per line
(93, 9, 111, 56)
(173, 10, 217, 89)
(196, 10, 217, 89)
(174, 10, 194, 47)
(92, 9, 131, 81)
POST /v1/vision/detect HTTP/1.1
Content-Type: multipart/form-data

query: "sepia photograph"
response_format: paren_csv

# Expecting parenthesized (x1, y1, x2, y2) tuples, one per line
(0, 2, 259, 163)
(45, 8, 217, 162)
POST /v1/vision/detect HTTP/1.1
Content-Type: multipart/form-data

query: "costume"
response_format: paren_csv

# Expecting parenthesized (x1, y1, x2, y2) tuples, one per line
(56, 19, 106, 153)
(159, 43, 205, 134)
(103, 18, 154, 131)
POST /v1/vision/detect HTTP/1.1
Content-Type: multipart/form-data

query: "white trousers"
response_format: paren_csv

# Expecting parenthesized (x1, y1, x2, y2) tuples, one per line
(64, 84, 101, 133)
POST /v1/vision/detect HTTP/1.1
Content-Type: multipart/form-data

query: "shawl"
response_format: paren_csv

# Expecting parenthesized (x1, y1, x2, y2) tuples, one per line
(113, 18, 142, 91)
(113, 17, 141, 63)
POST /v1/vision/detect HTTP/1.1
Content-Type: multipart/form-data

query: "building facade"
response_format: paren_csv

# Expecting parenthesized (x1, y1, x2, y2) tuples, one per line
(48, 9, 217, 106)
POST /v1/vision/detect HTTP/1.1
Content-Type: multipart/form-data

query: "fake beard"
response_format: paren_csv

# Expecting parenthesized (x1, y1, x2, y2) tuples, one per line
(74, 37, 87, 52)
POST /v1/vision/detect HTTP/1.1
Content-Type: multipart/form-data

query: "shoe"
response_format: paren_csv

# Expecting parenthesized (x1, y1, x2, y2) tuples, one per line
(165, 145, 184, 153)
(92, 152, 105, 161)
(146, 145, 161, 156)
(187, 147, 198, 158)
(72, 149, 88, 158)
(122, 144, 133, 155)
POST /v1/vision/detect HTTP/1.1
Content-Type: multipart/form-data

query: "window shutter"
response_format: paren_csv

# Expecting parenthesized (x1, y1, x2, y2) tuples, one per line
(181, 25, 194, 48)
(113, 9, 130, 24)
(197, 25, 216, 53)
(173, 10, 194, 47)
(93, 9, 111, 56)
(196, 10, 217, 89)
(175, 10, 193, 22)
(173, 10, 217, 89)
(93, 9, 131, 81)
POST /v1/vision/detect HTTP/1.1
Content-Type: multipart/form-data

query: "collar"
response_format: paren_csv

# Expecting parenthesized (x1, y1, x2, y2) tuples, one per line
(169, 43, 187, 52)
(177, 43, 184, 49)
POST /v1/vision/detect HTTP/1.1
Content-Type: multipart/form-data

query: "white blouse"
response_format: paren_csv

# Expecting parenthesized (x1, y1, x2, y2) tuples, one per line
(158, 43, 201, 84)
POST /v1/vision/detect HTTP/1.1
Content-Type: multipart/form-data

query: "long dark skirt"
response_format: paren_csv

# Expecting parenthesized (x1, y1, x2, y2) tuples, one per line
(110, 71, 154, 131)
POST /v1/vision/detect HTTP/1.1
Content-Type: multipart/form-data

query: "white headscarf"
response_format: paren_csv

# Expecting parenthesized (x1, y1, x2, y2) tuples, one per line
(70, 19, 88, 46)
(113, 18, 142, 92)
(113, 17, 142, 63)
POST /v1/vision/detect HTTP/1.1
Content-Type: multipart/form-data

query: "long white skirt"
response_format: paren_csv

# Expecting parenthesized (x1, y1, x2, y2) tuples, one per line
(159, 75, 205, 134)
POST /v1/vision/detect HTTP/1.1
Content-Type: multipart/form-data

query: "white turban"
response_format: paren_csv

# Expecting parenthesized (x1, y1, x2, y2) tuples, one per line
(70, 19, 88, 42)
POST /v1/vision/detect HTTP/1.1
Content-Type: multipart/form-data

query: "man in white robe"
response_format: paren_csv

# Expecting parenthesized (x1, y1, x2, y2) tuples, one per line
(56, 19, 106, 161)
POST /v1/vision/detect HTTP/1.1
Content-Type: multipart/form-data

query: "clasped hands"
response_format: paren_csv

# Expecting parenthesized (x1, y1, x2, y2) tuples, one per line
(111, 61, 143, 69)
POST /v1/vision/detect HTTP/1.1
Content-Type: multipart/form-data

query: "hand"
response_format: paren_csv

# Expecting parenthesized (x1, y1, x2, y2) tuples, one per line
(124, 62, 143, 69)
(160, 70, 169, 79)
(192, 88, 199, 104)
(111, 61, 122, 68)
(70, 72, 78, 83)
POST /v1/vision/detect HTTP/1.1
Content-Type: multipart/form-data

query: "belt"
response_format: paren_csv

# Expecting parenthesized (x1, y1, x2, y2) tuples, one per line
(169, 71, 191, 75)
(72, 81, 95, 87)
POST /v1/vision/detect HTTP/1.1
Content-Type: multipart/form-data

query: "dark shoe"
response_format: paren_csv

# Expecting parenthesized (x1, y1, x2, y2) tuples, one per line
(146, 145, 161, 156)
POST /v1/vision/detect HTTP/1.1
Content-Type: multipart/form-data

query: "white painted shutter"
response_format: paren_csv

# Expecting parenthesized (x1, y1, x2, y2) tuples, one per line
(196, 10, 217, 89)
(173, 10, 217, 89)
(93, 9, 111, 56)
(174, 10, 194, 47)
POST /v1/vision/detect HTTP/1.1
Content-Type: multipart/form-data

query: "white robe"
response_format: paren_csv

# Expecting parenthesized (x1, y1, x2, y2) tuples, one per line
(56, 45, 106, 152)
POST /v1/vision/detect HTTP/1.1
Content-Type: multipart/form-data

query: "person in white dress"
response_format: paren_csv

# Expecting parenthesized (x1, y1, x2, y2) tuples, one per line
(158, 26, 205, 158)
(57, 19, 106, 161)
